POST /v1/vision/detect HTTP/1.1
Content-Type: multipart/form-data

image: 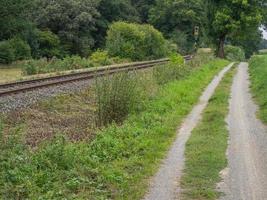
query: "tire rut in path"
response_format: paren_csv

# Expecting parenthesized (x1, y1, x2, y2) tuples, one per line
(143, 63, 234, 200)
(218, 62, 267, 200)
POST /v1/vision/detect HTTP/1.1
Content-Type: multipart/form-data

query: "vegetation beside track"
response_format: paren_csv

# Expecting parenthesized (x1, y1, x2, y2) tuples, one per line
(181, 65, 236, 199)
(0, 58, 229, 199)
(249, 55, 267, 124)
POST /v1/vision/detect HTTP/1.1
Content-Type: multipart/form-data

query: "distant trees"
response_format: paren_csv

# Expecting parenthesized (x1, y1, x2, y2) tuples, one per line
(33, 0, 100, 56)
(1, 0, 267, 64)
(149, 0, 206, 53)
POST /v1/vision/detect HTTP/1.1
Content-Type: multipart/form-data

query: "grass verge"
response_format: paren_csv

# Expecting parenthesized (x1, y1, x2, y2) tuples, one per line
(0, 59, 230, 199)
(181, 65, 236, 199)
(249, 55, 267, 123)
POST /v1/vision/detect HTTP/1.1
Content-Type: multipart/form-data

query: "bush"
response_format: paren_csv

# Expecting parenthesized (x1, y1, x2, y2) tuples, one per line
(9, 37, 31, 60)
(106, 22, 170, 61)
(95, 71, 147, 126)
(224, 45, 245, 61)
(36, 30, 62, 59)
(89, 50, 113, 66)
(0, 41, 15, 64)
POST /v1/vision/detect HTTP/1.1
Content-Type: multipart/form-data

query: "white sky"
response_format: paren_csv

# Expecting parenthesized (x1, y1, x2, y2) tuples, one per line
(260, 26, 267, 40)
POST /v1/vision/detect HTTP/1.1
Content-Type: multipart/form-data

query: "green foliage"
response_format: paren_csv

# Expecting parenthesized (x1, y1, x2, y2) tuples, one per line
(33, 0, 100, 56)
(224, 45, 245, 61)
(106, 22, 170, 61)
(22, 56, 93, 75)
(207, 0, 263, 57)
(181, 66, 236, 199)
(149, 0, 206, 53)
(35, 30, 62, 59)
(0, 40, 15, 64)
(153, 53, 187, 85)
(0, 0, 33, 40)
(89, 50, 113, 66)
(9, 37, 31, 60)
(249, 55, 267, 124)
(0, 59, 229, 199)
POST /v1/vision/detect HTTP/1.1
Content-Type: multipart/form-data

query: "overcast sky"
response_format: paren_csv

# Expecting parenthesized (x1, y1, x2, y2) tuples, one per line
(260, 26, 267, 39)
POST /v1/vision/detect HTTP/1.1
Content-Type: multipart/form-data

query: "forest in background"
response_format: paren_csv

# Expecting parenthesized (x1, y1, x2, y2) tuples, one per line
(1, 0, 267, 65)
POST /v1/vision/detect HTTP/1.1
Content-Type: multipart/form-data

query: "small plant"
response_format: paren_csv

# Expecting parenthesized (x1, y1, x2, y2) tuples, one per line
(89, 50, 113, 66)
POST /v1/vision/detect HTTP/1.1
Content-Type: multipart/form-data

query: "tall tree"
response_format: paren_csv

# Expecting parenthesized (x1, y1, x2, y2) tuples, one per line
(148, 0, 206, 53)
(33, 0, 100, 56)
(95, 0, 139, 48)
(0, 0, 33, 40)
(132, 0, 156, 22)
(207, 0, 262, 58)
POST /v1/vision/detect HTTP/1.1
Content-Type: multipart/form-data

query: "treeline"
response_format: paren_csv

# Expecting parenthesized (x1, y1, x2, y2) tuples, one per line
(0, 0, 267, 64)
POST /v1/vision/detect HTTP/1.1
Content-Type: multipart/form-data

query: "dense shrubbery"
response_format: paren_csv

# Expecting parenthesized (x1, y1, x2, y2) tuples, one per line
(9, 38, 31, 60)
(106, 22, 172, 61)
(35, 30, 62, 59)
(224, 45, 245, 61)
(0, 41, 15, 64)
(0, 38, 31, 64)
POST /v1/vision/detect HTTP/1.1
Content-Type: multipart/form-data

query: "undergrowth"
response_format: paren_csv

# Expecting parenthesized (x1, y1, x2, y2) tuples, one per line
(0, 58, 229, 199)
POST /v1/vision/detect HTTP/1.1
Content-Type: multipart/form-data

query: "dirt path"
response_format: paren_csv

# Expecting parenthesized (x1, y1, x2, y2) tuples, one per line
(219, 63, 267, 200)
(143, 63, 234, 200)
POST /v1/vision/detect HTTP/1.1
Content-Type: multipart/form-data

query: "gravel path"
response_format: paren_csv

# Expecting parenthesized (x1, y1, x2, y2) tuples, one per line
(143, 63, 234, 200)
(218, 63, 267, 200)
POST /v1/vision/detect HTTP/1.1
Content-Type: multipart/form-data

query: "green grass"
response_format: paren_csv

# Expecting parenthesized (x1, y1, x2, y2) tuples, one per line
(0, 59, 230, 199)
(249, 55, 267, 124)
(181, 65, 236, 199)
(0, 67, 22, 83)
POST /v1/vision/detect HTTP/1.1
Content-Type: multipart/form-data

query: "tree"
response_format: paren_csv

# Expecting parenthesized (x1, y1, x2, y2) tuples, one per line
(0, 0, 33, 40)
(148, 0, 206, 53)
(94, 0, 139, 48)
(33, 0, 100, 56)
(131, 0, 156, 22)
(207, 0, 262, 58)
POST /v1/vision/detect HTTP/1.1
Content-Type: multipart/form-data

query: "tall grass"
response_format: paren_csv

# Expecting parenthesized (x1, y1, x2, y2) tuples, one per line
(94, 71, 147, 126)
(249, 55, 267, 123)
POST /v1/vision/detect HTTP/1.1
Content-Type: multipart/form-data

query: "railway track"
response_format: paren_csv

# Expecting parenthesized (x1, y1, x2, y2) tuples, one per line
(0, 56, 192, 97)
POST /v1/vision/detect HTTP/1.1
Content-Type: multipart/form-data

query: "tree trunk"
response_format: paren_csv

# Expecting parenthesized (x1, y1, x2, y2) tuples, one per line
(218, 35, 225, 58)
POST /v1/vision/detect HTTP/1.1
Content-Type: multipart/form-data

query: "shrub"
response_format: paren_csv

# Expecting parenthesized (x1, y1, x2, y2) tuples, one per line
(9, 37, 31, 60)
(89, 50, 113, 66)
(36, 30, 62, 59)
(94, 71, 146, 127)
(106, 22, 170, 61)
(0, 41, 15, 64)
(224, 45, 245, 61)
